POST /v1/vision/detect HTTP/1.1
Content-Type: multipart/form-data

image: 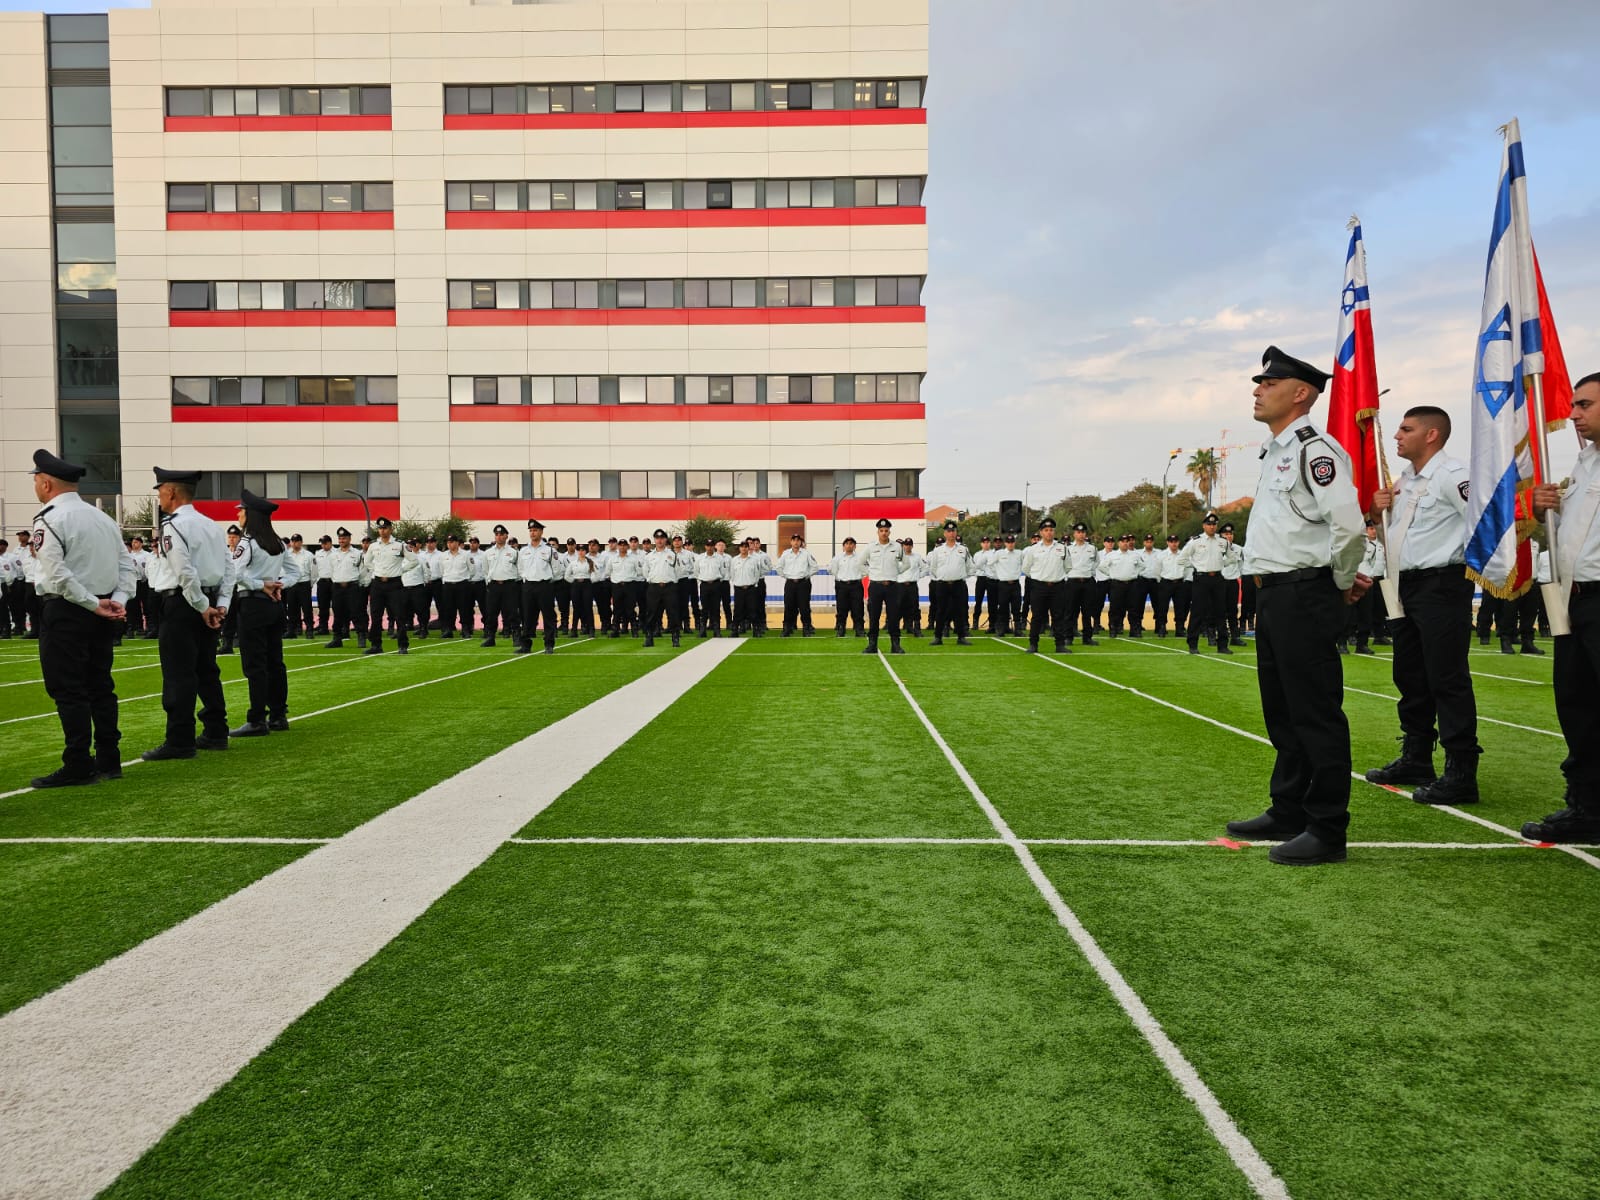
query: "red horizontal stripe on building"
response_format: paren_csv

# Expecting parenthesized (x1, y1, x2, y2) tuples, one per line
(193, 500, 400, 522)
(447, 306, 924, 327)
(452, 499, 926, 523)
(443, 108, 925, 132)
(444, 206, 925, 231)
(172, 406, 398, 424)
(163, 116, 392, 133)
(166, 212, 394, 232)
(449, 402, 924, 424)
(168, 310, 397, 328)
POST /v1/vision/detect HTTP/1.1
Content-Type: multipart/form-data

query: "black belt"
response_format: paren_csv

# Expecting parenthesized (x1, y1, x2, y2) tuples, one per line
(1198, 571, 1222, 577)
(1253, 566, 1332, 589)
(1399, 565, 1463, 580)
(374, 575, 399, 583)
(1571, 581, 1600, 597)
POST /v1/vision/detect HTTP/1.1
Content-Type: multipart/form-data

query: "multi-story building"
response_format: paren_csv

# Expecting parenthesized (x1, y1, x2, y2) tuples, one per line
(0, 0, 928, 549)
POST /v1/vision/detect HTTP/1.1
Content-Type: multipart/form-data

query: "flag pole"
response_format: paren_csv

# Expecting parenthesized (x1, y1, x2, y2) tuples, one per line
(1371, 401, 1404, 618)
(1530, 370, 1571, 633)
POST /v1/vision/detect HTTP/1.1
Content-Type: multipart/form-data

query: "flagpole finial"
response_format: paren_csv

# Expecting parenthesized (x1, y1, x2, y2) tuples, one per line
(1347, 214, 1360, 232)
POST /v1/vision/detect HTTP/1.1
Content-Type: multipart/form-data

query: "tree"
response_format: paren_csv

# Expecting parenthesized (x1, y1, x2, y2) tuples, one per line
(393, 513, 435, 545)
(429, 512, 473, 546)
(1186, 449, 1220, 510)
(676, 513, 741, 548)
(121, 497, 158, 540)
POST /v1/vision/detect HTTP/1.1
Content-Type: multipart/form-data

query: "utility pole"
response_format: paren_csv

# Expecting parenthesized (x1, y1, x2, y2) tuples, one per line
(1161, 449, 1182, 540)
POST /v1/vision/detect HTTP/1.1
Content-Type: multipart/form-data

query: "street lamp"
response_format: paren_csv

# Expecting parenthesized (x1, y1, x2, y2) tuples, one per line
(343, 488, 373, 539)
(831, 483, 890, 561)
(1161, 449, 1182, 540)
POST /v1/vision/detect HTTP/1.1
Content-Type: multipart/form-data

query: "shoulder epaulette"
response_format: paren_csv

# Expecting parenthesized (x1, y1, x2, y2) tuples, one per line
(33, 505, 54, 521)
(1295, 426, 1318, 443)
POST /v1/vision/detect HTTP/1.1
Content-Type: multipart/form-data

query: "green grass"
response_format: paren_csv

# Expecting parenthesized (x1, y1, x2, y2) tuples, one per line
(0, 842, 308, 1016)
(99, 845, 1256, 1200)
(5, 627, 1596, 1200)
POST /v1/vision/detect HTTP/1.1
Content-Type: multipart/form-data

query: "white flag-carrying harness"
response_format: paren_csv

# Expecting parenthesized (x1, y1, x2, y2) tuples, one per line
(1465, 120, 1543, 600)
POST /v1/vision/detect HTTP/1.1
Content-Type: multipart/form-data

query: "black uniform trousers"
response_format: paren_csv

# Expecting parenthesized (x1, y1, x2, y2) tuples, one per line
(517, 580, 558, 650)
(316, 578, 332, 632)
(836, 577, 864, 634)
(1155, 578, 1189, 634)
(1107, 579, 1134, 635)
(932, 579, 970, 638)
(368, 578, 410, 651)
(569, 579, 594, 635)
(677, 577, 698, 631)
(782, 578, 814, 633)
(482, 580, 518, 640)
(1239, 575, 1258, 628)
(440, 580, 473, 635)
(1221, 577, 1241, 641)
(426, 580, 443, 632)
(330, 582, 365, 640)
(159, 591, 228, 747)
(555, 579, 571, 630)
(1555, 588, 1600, 810)
(971, 575, 989, 629)
(125, 581, 146, 635)
(218, 600, 238, 649)
(699, 580, 728, 633)
(733, 583, 762, 633)
(610, 579, 635, 631)
(645, 582, 680, 640)
(1060, 578, 1095, 642)
(7, 581, 30, 634)
(899, 582, 921, 633)
(989, 579, 1019, 635)
(406, 584, 428, 633)
(236, 591, 288, 724)
(1390, 570, 1478, 754)
(1029, 580, 1069, 649)
(1188, 573, 1226, 648)
(721, 583, 735, 630)
(1255, 570, 1351, 846)
(285, 580, 313, 635)
(40, 596, 118, 771)
(867, 579, 901, 648)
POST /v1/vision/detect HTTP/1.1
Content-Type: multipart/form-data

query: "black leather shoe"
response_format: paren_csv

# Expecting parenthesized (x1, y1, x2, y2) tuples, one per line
(514, 644, 531, 654)
(1188, 647, 1200, 655)
(229, 722, 271, 738)
(1082, 637, 1098, 646)
(862, 644, 878, 655)
(672, 635, 680, 647)
(1521, 643, 1546, 656)
(1365, 735, 1437, 785)
(890, 644, 906, 655)
(930, 637, 943, 646)
(397, 646, 408, 655)
(1225, 812, 1304, 840)
(957, 637, 972, 646)
(481, 638, 496, 648)
(96, 760, 123, 780)
(543, 646, 555, 655)
(267, 717, 289, 732)
(1026, 645, 1039, 654)
(1218, 645, 1234, 655)
(363, 646, 381, 656)
(141, 743, 196, 762)
(1054, 643, 1070, 654)
(1268, 831, 1347, 865)
(1520, 807, 1600, 843)
(31, 767, 99, 789)
(1355, 645, 1376, 655)
(643, 637, 654, 647)
(324, 639, 344, 649)
(196, 734, 229, 751)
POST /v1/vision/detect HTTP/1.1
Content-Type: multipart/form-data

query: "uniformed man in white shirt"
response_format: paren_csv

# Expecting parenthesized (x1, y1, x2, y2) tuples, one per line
(695, 538, 731, 637)
(862, 518, 905, 654)
(670, 535, 697, 634)
(1154, 533, 1187, 637)
(971, 535, 994, 631)
(1344, 520, 1386, 655)
(1363, 405, 1480, 805)
(323, 528, 366, 649)
(1021, 517, 1071, 654)
(26, 449, 134, 787)
(437, 532, 474, 637)
(8, 527, 37, 637)
(218, 524, 243, 655)
(1225, 346, 1368, 865)
(594, 537, 617, 633)
(1061, 522, 1099, 646)
(609, 540, 642, 635)
(1133, 533, 1162, 638)
(1103, 533, 1142, 638)
(568, 541, 597, 636)
(829, 536, 866, 638)
(777, 533, 820, 637)
(125, 534, 152, 638)
(728, 538, 763, 637)
(227, 489, 299, 736)
(897, 537, 927, 636)
(416, 534, 442, 638)
(144, 466, 238, 760)
(1178, 513, 1232, 654)
(362, 521, 419, 655)
(989, 532, 1025, 636)
(1218, 523, 1246, 647)
(514, 518, 560, 654)
(1092, 532, 1116, 635)
(1527, 369, 1600, 841)
(926, 519, 975, 645)
(282, 534, 315, 639)
(643, 528, 683, 647)
(313, 534, 334, 634)
(480, 524, 519, 647)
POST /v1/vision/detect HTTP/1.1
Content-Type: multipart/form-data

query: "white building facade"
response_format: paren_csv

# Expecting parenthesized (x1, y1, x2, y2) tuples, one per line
(0, 0, 928, 546)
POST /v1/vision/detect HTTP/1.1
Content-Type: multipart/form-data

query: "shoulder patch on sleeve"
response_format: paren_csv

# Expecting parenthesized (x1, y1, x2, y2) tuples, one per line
(1309, 455, 1337, 487)
(1295, 426, 1319, 443)
(1457, 479, 1470, 502)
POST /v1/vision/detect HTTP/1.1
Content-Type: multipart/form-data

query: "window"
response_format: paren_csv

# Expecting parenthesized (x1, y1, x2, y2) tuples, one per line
(53, 126, 111, 168)
(766, 183, 787, 210)
(616, 182, 644, 210)
(260, 185, 284, 212)
(239, 377, 263, 405)
(683, 181, 707, 210)
(446, 182, 470, 210)
(877, 177, 898, 206)
(647, 471, 675, 499)
(528, 377, 553, 405)
(790, 376, 812, 404)
(645, 280, 674, 308)
(708, 377, 732, 405)
(617, 280, 646, 308)
(706, 181, 732, 209)
(451, 472, 474, 500)
(618, 376, 646, 405)
(619, 471, 646, 498)
(647, 376, 673, 405)
(262, 281, 285, 310)
(361, 88, 391, 116)
(877, 374, 898, 402)
(449, 378, 474, 405)
(292, 183, 322, 212)
(768, 471, 788, 499)
(899, 177, 921, 207)
(876, 80, 899, 108)
(322, 88, 353, 116)
(900, 80, 922, 108)
(687, 471, 711, 500)
(322, 183, 353, 210)
(615, 84, 643, 112)
(300, 473, 329, 499)
(732, 181, 757, 209)
(296, 281, 327, 309)
(767, 278, 789, 307)
(328, 377, 356, 405)
(362, 281, 396, 309)
(167, 184, 207, 212)
(876, 276, 898, 306)
(898, 374, 920, 402)
(213, 184, 239, 213)
(366, 377, 398, 405)
(734, 376, 757, 404)
(899, 277, 921, 305)
(215, 282, 239, 311)
(172, 377, 210, 406)
(167, 89, 207, 117)
(855, 374, 875, 404)
(298, 378, 327, 405)
(498, 471, 524, 500)
(495, 181, 519, 211)
(291, 89, 320, 115)
(733, 471, 757, 499)
(732, 280, 757, 307)
(685, 376, 708, 405)
(361, 183, 393, 211)
(768, 375, 788, 404)
(472, 282, 496, 309)
(367, 471, 400, 499)
(854, 80, 875, 108)
(646, 181, 673, 210)
(643, 83, 672, 112)
(169, 282, 210, 310)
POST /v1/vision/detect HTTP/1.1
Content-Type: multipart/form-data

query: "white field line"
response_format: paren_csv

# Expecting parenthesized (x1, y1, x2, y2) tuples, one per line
(0, 637, 740, 1200)
(507, 835, 1002, 846)
(1119, 636, 1563, 740)
(0, 640, 587, 805)
(0, 637, 475, 727)
(0, 837, 333, 846)
(992, 639, 1600, 873)
(877, 653, 1291, 1200)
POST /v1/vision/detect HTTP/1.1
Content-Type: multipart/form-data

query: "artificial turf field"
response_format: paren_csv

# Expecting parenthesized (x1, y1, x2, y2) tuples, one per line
(1, 622, 1597, 1200)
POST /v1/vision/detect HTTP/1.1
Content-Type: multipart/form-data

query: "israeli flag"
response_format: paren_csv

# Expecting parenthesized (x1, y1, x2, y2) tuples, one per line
(1465, 119, 1543, 596)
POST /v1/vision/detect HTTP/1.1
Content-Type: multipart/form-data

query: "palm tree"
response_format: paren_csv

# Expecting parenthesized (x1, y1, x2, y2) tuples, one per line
(1186, 449, 1220, 510)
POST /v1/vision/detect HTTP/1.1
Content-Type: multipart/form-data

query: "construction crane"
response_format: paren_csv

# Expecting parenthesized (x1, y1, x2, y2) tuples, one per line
(1210, 429, 1261, 507)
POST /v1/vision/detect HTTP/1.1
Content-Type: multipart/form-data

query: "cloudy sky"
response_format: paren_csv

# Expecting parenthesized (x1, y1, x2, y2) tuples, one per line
(925, 0, 1600, 511)
(10, 0, 1599, 513)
